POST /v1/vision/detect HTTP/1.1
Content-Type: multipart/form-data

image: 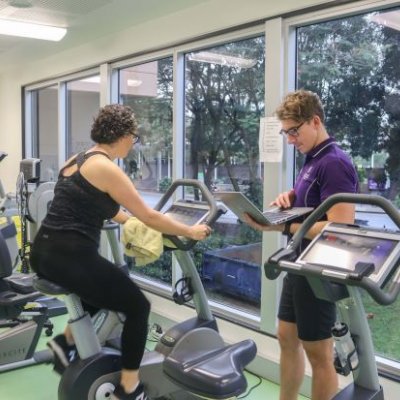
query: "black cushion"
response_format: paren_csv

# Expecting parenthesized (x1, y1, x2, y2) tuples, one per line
(163, 339, 257, 399)
(0, 226, 12, 278)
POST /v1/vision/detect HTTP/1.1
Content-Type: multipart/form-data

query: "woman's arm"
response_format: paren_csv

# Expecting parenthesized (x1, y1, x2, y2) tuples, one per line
(112, 209, 131, 224)
(82, 156, 211, 240)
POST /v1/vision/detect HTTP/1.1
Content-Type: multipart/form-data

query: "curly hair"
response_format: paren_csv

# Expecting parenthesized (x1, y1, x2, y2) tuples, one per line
(275, 89, 325, 123)
(91, 104, 138, 144)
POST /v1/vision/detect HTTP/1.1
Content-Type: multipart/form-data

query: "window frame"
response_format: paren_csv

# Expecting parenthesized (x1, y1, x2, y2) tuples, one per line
(282, 0, 400, 376)
(24, 67, 100, 164)
(21, 0, 400, 377)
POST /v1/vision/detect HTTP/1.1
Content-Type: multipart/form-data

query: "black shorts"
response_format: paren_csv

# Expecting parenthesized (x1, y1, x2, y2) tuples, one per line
(278, 274, 336, 341)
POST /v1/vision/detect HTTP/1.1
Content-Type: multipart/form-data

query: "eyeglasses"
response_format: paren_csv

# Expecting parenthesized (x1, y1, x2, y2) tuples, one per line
(279, 121, 305, 138)
(132, 134, 140, 144)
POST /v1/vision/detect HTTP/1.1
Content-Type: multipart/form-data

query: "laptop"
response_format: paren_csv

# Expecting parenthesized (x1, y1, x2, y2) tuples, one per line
(216, 191, 313, 226)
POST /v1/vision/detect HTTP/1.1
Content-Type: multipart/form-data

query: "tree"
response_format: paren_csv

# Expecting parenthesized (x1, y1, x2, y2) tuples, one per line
(381, 26, 400, 200)
(297, 13, 400, 201)
(185, 36, 265, 199)
(298, 17, 386, 153)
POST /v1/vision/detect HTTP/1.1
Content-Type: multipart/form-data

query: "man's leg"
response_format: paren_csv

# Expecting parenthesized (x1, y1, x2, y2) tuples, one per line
(278, 320, 305, 400)
(302, 338, 338, 400)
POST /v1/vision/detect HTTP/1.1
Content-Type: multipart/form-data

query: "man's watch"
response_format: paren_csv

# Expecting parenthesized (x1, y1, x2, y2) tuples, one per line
(282, 222, 292, 236)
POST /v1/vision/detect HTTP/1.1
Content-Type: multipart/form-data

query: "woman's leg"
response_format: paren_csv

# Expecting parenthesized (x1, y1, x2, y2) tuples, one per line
(31, 234, 150, 395)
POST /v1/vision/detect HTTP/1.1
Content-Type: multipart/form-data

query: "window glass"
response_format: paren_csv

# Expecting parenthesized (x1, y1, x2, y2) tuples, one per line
(31, 85, 58, 181)
(66, 76, 100, 158)
(118, 58, 174, 285)
(184, 36, 265, 315)
(297, 8, 400, 361)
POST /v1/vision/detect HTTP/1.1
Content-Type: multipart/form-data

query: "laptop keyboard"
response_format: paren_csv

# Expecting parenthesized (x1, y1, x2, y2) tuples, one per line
(263, 210, 294, 223)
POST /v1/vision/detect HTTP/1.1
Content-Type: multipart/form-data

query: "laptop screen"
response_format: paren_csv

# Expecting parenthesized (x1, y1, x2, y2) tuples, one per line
(216, 191, 312, 225)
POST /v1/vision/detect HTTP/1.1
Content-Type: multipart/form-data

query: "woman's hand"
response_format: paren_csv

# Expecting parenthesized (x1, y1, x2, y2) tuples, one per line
(187, 224, 212, 241)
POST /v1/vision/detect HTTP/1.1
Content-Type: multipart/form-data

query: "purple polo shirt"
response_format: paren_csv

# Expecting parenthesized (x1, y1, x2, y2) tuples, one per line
(293, 137, 358, 209)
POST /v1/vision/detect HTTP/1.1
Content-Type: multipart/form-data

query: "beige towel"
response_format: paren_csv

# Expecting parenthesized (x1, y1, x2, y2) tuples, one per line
(121, 217, 163, 266)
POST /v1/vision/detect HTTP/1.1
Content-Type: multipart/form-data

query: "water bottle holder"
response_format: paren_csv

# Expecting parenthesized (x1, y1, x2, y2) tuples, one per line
(334, 347, 359, 376)
(334, 353, 351, 376)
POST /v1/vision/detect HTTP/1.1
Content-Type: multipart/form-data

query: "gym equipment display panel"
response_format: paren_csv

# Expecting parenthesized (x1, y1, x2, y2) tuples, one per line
(164, 201, 209, 225)
(296, 223, 400, 286)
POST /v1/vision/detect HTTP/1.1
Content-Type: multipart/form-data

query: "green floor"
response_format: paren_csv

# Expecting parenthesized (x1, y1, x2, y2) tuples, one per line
(0, 314, 308, 400)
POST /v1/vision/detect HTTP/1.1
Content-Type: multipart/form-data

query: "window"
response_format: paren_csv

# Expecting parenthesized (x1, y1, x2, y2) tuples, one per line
(118, 57, 174, 285)
(30, 85, 58, 181)
(296, 7, 400, 363)
(184, 36, 265, 315)
(66, 76, 100, 157)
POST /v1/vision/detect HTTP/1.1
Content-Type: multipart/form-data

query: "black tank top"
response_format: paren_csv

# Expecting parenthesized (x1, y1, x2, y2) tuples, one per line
(42, 151, 119, 245)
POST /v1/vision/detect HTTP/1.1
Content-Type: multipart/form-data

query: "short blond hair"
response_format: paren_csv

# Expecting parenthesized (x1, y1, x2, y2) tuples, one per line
(275, 90, 325, 123)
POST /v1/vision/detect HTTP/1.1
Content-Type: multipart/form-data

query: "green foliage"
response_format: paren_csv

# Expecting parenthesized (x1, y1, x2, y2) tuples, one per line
(158, 177, 172, 193)
(299, 13, 400, 360)
(356, 166, 367, 184)
(361, 291, 400, 360)
(185, 36, 265, 190)
(298, 16, 386, 158)
(191, 232, 228, 273)
(393, 194, 400, 209)
(129, 252, 173, 284)
(297, 13, 400, 200)
(243, 178, 263, 209)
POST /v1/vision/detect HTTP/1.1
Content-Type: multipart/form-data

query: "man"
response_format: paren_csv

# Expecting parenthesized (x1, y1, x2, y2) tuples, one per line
(244, 90, 358, 400)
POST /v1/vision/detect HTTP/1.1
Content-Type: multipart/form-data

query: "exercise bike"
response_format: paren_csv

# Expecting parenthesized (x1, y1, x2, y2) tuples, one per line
(0, 218, 53, 373)
(7, 158, 66, 317)
(266, 193, 400, 400)
(33, 179, 257, 400)
(0, 151, 18, 219)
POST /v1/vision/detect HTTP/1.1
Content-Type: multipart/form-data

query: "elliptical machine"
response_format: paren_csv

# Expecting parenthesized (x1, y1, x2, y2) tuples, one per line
(0, 151, 18, 219)
(266, 193, 400, 400)
(33, 179, 257, 400)
(0, 157, 57, 373)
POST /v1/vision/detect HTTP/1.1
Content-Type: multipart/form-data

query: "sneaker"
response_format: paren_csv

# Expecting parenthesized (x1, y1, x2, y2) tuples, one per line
(112, 383, 148, 400)
(47, 334, 77, 374)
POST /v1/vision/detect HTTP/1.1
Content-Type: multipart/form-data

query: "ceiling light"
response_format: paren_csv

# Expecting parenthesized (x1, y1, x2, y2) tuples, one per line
(368, 11, 400, 32)
(7, 0, 33, 8)
(81, 76, 100, 83)
(127, 79, 143, 87)
(0, 18, 67, 41)
(187, 51, 257, 69)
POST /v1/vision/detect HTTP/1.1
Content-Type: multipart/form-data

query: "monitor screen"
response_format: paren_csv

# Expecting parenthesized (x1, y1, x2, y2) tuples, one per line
(299, 230, 398, 275)
(164, 204, 208, 225)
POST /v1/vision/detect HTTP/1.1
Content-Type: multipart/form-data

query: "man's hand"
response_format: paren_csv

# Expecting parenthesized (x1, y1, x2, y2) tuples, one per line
(271, 189, 295, 209)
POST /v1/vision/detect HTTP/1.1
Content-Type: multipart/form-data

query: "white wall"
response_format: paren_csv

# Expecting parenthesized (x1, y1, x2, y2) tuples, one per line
(1, 1, 400, 397)
(0, 0, 329, 192)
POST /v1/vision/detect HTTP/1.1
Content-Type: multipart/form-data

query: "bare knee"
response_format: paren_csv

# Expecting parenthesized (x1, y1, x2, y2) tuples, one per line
(278, 321, 302, 353)
(303, 339, 334, 369)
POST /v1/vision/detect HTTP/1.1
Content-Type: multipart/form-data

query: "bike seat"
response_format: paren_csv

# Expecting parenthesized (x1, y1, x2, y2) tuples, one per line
(32, 276, 69, 296)
(163, 332, 257, 399)
(0, 282, 40, 319)
(6, 272, 37, 294)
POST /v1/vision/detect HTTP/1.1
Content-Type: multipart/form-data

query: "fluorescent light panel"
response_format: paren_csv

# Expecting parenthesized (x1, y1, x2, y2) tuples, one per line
(0, 18, 66, 41)
(188, 51, 257, 69)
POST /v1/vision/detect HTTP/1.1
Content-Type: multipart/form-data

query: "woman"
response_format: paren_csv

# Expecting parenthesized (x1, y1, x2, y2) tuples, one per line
(30, 104, 211, 400)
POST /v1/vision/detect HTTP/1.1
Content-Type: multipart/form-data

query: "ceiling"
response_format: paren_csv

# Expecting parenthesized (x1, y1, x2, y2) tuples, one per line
(0, 0, 211, 57)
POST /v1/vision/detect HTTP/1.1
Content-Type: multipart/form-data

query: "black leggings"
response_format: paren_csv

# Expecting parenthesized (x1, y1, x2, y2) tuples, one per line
(30, 227, 150, 370)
